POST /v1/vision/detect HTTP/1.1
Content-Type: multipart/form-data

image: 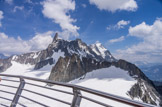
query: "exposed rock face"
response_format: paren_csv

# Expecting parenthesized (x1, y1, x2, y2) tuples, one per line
(90, 42, 115, 62)
(112, 59, 162, 106)
(49, 54, 111, 82)
(34, 58, 54, 70)
(156, 86, 162, 97)
(0, 58, 12, 72)
(0, 49, 54, 72)
(53, 32, 58, 42)
(154, 81, 162, 97)
(128, 81, 159, 105)
(112, 59, 152, 83)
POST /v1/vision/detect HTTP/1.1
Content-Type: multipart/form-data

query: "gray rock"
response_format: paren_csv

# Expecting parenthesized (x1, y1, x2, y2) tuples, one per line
(48, 54, 111, 83)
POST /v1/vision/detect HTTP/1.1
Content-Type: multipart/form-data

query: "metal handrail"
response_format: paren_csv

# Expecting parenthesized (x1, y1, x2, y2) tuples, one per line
(0, 74, 156, 107)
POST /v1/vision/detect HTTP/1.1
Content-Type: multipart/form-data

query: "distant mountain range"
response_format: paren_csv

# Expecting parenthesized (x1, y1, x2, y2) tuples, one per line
(0, 53, 8, 59)
(0, 33, 161, 106)
(138, 63, 162, 82)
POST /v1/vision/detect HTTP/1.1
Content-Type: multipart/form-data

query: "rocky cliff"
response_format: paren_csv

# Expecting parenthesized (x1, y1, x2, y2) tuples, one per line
(48, 54, 111, 83)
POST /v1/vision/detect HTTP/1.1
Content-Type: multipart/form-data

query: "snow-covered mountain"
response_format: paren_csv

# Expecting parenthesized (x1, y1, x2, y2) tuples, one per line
(90, 42, 116, 62)
(0, 33, 115, 72)
(0, 33, 161, 106)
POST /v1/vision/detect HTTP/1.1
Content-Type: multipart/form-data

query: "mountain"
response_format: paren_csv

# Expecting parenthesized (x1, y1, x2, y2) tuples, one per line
(49, 54, 162, 106)
(0, 33, 115, 72)
(139, 63, 162, 81)
(0, 53, 8, 59)
(154, 81, 162, 97)
(0, 33, 161, 106)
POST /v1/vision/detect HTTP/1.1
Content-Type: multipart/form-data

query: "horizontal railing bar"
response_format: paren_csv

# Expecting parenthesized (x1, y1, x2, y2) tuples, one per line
(0, 96, 27, 107)
(0, 89, 15, 95)
(75, 86, 154, 107)
(23, 89, 71, 105)
(1, 78, 19, 82)
(81, 95, 112, 107)
(20, 95, 50, 107)
(0, 96, 12, 102)
(0, 74, 74, 88)
(26, 82, 73, 95)
(0, 103, 9, 107)
(0, 74, 155, 107)
(0, 84, 18, 89)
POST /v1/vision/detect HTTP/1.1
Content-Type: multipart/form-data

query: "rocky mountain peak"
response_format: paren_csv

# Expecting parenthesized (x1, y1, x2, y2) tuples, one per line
(52, 33, 59, 42)
(90, 41, 116, 62)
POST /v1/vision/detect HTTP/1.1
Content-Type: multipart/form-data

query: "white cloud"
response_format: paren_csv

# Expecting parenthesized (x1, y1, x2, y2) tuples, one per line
(29, 31, 53, 50)
(82, 4, 87, 8)
(0, 31, 54, 55)
(5, 0, 13, 5)
(114, 18, 162, 63)
(89, 0, 138, 12)
(13, 6, 24, 12)
(42, 0, 79, 39)
(0, 11, 4, 27)
(117, 20, 130, 29)
(0, 11, 3, 19)
(108, 36, 125, 44)
(0, 33, 31, 54)
(107, 20, 130, 30)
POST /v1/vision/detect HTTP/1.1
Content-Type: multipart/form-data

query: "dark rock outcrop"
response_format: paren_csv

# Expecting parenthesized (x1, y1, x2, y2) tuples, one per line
(0, 58, 12, 72)
(48, 54, 111, 83)
(34, 58, 54, 70)
(112, 59, 162, 106)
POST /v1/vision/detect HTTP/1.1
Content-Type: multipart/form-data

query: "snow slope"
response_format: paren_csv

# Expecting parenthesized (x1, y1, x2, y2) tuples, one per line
(0, 62, 150, 107)
(90, 42, 115, 62)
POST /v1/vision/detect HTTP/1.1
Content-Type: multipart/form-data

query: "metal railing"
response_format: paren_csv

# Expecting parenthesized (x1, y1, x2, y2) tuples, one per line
(0, 74, 155, 107)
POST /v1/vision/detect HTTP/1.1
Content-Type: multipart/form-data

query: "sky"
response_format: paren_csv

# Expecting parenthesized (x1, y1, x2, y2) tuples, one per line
(0, 0, 162, 64)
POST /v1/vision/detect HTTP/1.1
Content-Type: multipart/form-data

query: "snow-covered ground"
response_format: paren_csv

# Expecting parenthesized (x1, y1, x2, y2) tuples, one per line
(0, 61, 143, 107)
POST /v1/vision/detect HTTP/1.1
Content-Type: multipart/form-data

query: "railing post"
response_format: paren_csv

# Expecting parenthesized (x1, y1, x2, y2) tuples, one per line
(71, 88, 82, 107)
(10, 77, 25, 107)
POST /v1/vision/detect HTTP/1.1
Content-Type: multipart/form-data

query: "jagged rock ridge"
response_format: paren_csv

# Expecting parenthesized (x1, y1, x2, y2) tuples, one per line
(0, 33, 115, 72)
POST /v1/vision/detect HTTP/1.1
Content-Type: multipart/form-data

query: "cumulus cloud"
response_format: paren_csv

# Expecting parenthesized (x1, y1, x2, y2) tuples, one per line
(0, 11, 4, 27)
(114, 18, 162, 63)
(117, 20, 130, 29)
(13, 6, 24, 12)
(42, 0, 79, 39)
(29, 31, 53, 50)
(89, 0, 138, 12)
(0, 31, 54, 55)
(0, 33, 30, 54)
(108, 36, 125, 44)
(107, 20, 130, 30)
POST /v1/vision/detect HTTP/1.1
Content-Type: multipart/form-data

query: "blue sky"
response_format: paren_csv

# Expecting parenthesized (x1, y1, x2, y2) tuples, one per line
(0, 0, 162, 64)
